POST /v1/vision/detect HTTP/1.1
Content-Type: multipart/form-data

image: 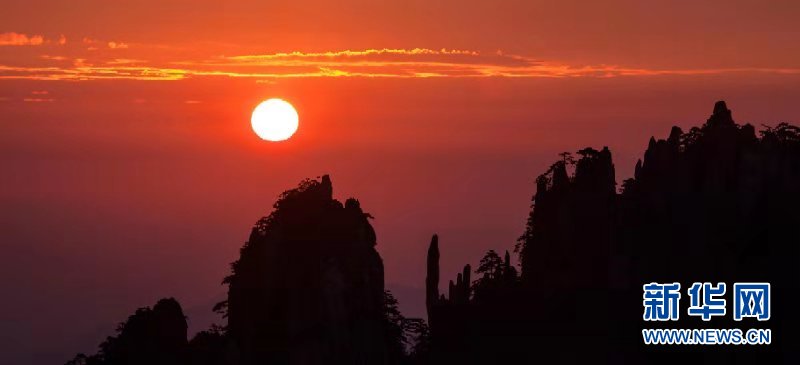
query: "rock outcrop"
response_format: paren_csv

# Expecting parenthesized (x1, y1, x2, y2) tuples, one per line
(426, 102, 800, 364)
(67, 176, 395, 365)
(223, 175, 387, 365)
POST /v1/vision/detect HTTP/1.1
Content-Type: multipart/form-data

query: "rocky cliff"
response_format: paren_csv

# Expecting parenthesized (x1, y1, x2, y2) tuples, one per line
(426, 102, 800, 364)
(223, 175, 387, 365)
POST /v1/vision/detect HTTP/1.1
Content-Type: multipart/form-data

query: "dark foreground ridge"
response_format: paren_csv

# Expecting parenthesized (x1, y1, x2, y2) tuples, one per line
(67, 102, 800, 364)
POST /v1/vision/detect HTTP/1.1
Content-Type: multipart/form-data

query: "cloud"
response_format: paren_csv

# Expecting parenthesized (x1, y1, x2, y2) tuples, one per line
(175, 48, 800, 79)
(107, 41, 129, 49)
(41, 55, 68, 61)
(0, 32, 44, 46)
(3, 47, 800, 82)
(106, 58, 146, 65)
(225, 48, 479, 61)
(0, 64, 187, 81)
(73, 58, 90, 67)
(22, 90, 54, 102)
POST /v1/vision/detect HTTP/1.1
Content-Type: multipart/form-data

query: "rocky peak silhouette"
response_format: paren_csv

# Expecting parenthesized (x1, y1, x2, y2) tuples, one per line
(223, 175, 386, 365)
(66, 176, 397, 365)
(425, 235, 440, 319)
(424, 101, 800, 364)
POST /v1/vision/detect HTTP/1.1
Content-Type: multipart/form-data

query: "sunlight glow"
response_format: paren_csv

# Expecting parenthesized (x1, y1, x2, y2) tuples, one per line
(251, 98, 299, 141)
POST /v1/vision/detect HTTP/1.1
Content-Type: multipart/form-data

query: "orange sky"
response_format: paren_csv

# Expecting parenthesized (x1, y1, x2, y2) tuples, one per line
(2, 1, 800, 364)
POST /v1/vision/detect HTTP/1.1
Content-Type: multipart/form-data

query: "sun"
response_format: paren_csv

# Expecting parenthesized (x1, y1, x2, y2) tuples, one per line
(251, 98, 299, 141)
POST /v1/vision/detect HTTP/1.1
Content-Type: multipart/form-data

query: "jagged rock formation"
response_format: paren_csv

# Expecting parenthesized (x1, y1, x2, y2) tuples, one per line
(426, 241, 522, 363)
(222, 175, 387, 365)
(519, 145, 616, 291)
(426, 102, 800, 364)
(613, 101, 800, 363)
(65, 298, 188, 365)
(425, 235, 439, 320)
(66, 176, 407, 365)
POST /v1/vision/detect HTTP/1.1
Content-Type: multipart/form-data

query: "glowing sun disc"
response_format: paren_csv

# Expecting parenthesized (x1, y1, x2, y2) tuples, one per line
(251, 98, 299, 141)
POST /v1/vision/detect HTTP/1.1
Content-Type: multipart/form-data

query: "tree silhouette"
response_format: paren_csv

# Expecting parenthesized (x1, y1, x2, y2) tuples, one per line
(476, 250, 503, 279)
(65, 298, 188, 365)
(383, 290, 408, 363)
(186, 325, 227, 365)
(383, 290, 432, 364)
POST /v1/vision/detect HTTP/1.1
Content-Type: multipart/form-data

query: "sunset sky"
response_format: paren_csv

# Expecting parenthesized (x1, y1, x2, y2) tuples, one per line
(2, 1, 800, 363)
